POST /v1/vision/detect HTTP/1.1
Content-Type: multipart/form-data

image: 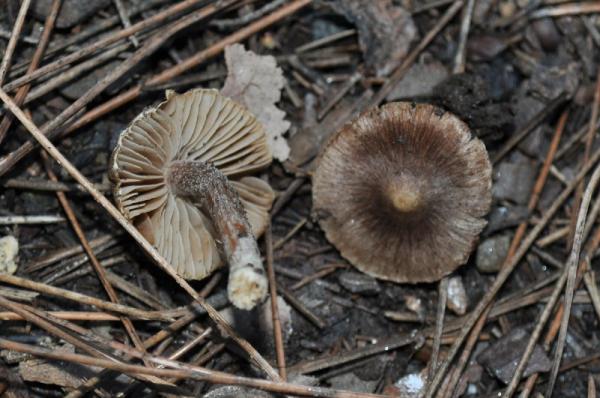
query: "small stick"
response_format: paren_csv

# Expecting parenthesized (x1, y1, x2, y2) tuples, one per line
(22, 234, 115, 274)
(4, 178, 110, 192)
(0, 311, 144, 321)
(505, 164, 600, 397)
(277, 283, 327, 329)
(424, 110, 573, 397)
(427, 276, 448, 385)
(583, 271, 600, 322)
(42, 149, 151, 362)
(367, 0, 464, 108)
(0, 3, 228, 178)
(492, 93, 568, 164)
(273, 217, 308, 251)
(0, 85, 281, 380)
(295, 29, 356, 54)
(0, 215, 65, 224)
(443, 306, 491, 398)
(288, 333, 423, 375)
(0, 273, 172, 321)
(266, 224, 287, 380)
(0, 0, 312, 178)
(0, 0, 31, 86)
(24, 42, 131, 105)
(113, 0, 139, 47)
(0, 28, 37, 44)
(271, 177, 306, 216)
(589, 373, 597, 398)
(0, 338, 389, 398)
(290, 263, 344, 291)
(211, 0, 287, 29)
(0, 0, 60, 145)
(531, 2, 600, 18)
(317, 71, 361, 120)
(2, 0, 210, 92)
(568, 69, 600, 247)
(452, 0, 475, 74)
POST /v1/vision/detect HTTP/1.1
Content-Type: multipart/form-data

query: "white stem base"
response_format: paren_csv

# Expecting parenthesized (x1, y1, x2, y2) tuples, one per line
(227, 236, 268, 310)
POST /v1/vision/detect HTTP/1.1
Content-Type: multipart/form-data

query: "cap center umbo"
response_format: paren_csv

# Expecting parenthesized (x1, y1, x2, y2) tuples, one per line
(385, 174, 424, 214)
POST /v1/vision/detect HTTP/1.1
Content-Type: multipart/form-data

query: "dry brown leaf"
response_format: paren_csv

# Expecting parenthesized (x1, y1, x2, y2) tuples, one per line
(221, 44, 290, 162)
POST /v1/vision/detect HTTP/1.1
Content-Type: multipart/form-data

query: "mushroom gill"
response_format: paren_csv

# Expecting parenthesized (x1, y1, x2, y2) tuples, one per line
(111, 88, 274, 309)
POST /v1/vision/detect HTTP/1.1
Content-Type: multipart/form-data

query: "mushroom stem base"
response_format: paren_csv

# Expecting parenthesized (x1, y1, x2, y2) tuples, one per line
(167, 160, 267, 310)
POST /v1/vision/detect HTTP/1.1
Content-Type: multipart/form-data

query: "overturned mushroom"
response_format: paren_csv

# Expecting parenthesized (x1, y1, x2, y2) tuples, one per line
(111, 88, 274, 310)
(312, 102, 492, 283)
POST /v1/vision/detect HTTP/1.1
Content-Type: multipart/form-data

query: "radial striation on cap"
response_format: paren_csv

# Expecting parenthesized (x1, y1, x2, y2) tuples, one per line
(312, 102, 492, 283)
(111, 89, 274, 281)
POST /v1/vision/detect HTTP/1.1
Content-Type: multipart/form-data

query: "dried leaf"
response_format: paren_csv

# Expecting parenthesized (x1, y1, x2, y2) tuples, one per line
(221, 44, 290, 162)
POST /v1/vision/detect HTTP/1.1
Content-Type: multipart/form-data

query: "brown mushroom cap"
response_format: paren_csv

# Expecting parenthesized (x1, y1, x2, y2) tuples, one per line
(312, 102, 492, 283)
(111, 88, 274, 280)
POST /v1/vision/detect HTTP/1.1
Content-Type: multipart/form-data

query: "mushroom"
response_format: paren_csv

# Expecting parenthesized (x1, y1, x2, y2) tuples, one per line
(110, 88, 274, 310)
(312, 102, 492, 283)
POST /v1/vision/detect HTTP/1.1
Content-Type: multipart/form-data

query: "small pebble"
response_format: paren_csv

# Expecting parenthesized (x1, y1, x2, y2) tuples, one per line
(476, 235, 511, 273)
(493, 159, 537, 205)
(446, 276, 468, 315)
(0, 236, 19, 275)
(338, 271, 381, 295)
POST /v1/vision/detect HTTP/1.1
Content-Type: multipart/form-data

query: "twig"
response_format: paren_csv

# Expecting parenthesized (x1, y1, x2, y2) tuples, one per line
(452, 0, 475, 74)
(3, 0, 208, 92)
(22, 234, 115, 273)
(443, 111, 565, 396)
(271, 177, 306, 216)
(0, 2, 228, 177)
(318, 71, 362, 120)
(24, 42, 131, 105)
(288, 333, 423, 375)
(4, 177, 110, 192)
(0, 0, 60, 145)
(545, 163, 600, 397)
(492, 93, 568, 164)
(0, 338, 389, 398)
(0, 0, 31, 86)
(113, 0, 139, 46)
(569, 68, 600, 246)
(0, 28, 37, 44)
(0, 215, 65, 224)
(0, 310, 148, 321)
(0, 296, 173, 389)
(277, 283, 327, 329)
(424, 110, 593, 398)
(0, 273, 173, 321)
(0, 79, 282, 381)
(266, 223, 287, 380)
(367, 0, 464, 108)
(583, 271, 600, 327)
(211, 0, 287, 28)
(290, 263, 345, 291)
(295, 29, 356, 54)
(531, 2, 600, 18)
(41, 150, 150, 364)
(273, 217, 308, 251)
(0, 0, 312, 178)
(444, 306, 491, 398)
(427, 276, 448, 385)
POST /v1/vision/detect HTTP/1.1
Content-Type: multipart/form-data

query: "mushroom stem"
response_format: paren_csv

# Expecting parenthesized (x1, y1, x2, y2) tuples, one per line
(167, 160, 267, 310)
